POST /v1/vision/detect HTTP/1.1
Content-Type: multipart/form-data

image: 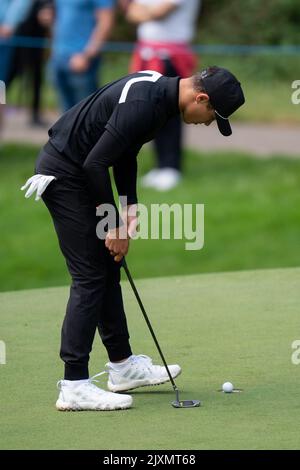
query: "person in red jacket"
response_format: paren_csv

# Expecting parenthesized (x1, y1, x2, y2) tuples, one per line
(125, 0, 201, 191)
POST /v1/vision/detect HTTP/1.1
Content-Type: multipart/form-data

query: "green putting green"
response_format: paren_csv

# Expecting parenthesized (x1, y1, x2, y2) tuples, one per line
(0, 267, 299, 450)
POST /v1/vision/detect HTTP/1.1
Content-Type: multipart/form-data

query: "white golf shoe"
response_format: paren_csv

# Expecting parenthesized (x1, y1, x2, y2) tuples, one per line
(56, 373, 133, 411)
(140, 169, 160, 188)
(106, 354, 182, 392)
(152, 168, 181, 191)
(141, 168, 181, 191)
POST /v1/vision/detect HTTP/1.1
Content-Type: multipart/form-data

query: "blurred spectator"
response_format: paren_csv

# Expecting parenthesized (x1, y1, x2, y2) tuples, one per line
(125, 0, 201, 191)
(0, 0, 32, 82)
(7, 0, 53, 126)
(49, 0, 116, 111)
(0, 0, 32, 134)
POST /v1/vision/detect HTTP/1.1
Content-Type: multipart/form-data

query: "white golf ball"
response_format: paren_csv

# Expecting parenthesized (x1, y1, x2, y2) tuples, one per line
(222, 382, 234, 393)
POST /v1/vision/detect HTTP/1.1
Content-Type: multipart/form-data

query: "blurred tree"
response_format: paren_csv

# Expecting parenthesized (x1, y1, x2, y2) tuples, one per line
(113, 0, 300, 45)
(200, 0, 300, 45)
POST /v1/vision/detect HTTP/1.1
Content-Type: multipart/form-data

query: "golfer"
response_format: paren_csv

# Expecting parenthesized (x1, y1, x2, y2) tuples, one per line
(21, 67, 245, 411)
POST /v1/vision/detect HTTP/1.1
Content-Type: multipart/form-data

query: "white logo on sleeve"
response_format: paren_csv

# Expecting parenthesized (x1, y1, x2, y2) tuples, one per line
(119, 71, 162, 104)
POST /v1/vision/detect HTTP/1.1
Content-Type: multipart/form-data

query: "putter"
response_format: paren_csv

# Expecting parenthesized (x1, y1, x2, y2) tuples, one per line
(122, 258, 201, 409)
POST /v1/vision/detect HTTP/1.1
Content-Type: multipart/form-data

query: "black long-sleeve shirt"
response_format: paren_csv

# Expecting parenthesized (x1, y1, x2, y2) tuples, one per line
(44, 71, 180, 210)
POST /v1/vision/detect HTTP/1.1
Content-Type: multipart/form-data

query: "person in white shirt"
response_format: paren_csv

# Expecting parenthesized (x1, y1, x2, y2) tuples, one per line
(125, 0, 201, 191)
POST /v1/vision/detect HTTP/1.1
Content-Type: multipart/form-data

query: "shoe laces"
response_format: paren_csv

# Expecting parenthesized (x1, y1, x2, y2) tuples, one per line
(129, 354, 154, 372)
(57, 371, 107, 393)
(87, 371, 107, 393)
(130, 354, 152, 365)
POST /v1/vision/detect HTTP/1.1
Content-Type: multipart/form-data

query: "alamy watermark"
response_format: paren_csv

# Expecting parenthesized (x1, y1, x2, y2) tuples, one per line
(96, 197, 205, 251)
(291, 340, 300, 365)
(0, 340, 6, 365)
(0, 81, 6, 105)
(291, 80, 300, 104)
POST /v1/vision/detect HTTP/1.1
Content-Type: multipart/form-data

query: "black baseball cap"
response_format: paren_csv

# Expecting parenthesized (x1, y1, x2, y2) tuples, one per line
(199, 66, 245, 136)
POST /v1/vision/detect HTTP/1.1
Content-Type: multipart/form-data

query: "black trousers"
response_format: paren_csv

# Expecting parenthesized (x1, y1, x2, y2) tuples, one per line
(35, 149, 132, 380)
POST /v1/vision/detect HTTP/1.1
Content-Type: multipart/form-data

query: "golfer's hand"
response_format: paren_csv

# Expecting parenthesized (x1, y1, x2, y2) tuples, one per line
(69, 53, 90, 73)
(122, 204, 138, 239)
(105, 226, 129, 262)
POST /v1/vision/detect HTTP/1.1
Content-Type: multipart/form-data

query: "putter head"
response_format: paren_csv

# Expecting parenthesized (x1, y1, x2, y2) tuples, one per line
(172, 399, 201, 409)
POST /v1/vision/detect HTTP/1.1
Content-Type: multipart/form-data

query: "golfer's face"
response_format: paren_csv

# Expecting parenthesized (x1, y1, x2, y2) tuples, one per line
(183, 101, 216, 126)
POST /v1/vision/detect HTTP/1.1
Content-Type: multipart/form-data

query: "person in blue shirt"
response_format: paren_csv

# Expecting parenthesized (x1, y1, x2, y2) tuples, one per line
(0, 0, 32, 84)
(49, 0, 116, 111)
(0, 0, 32, 35)
(0, 0, 33, 137)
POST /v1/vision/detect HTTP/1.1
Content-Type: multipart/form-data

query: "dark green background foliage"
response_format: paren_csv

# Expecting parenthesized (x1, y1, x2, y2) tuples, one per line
(112, 0, 300, 45)
(198, 0, 300, 45)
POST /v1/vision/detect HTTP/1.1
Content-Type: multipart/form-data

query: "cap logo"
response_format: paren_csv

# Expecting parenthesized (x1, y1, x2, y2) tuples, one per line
(200, 70, 209, 79)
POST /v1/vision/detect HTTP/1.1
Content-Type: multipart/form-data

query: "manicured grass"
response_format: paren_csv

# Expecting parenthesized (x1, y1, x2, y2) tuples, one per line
(1, 143, 300, 292)
(0, 267, 299, 450)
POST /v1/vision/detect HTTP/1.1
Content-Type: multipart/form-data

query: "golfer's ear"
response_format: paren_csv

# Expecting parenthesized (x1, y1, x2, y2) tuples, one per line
(195, 92, 209, 104)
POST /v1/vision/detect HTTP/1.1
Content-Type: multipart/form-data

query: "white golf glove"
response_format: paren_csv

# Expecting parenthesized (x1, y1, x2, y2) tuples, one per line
(20, 174, 56, 201)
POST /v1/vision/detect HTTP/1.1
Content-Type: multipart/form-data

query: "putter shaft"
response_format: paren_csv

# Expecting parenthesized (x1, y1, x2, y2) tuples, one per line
(122, 258, 178, 393)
